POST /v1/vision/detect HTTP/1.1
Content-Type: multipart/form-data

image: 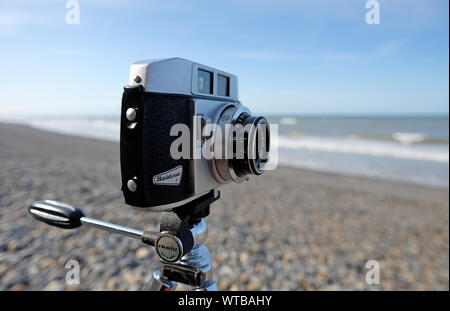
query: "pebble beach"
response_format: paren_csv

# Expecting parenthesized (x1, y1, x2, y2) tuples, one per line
(0, 123, 448, 290)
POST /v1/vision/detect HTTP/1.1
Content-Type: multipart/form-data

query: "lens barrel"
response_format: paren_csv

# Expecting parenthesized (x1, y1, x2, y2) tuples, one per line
(209, 105, 270, 184)
(231, 114, 270, 177)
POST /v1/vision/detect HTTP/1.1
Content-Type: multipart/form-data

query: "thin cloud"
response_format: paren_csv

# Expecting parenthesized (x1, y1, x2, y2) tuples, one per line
(227, 38, 407, 63)
(226, 51, 297, 61)
(319, 38, 408, 62)
(0, 11, 53, 27)
(375, 39, 408, 56)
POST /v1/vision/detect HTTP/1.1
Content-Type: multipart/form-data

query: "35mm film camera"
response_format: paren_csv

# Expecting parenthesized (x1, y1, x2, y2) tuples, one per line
(120, 58, 271, 211)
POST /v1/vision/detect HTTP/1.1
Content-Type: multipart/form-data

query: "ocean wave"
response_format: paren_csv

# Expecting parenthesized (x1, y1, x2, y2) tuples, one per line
(275, 135, 449, 163)
(280, 117, 297, 125)
(392, 132, 427, 144)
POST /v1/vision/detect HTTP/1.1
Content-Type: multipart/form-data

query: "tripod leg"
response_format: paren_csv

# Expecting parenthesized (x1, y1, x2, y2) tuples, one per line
(194, 280, 218, 291)
(178, 244, 217, 290)
(144, 268, 178, 291)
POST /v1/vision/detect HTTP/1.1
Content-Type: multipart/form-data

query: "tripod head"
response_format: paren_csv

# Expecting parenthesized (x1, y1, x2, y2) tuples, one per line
(29, 190, 219, 264)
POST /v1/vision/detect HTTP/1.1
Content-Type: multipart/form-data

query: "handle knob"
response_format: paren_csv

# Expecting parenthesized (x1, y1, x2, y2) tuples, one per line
(28, 200, 85, 229)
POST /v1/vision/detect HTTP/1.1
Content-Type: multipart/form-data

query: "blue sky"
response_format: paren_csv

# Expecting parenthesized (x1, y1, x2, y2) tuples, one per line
(0, 0, 448, 116)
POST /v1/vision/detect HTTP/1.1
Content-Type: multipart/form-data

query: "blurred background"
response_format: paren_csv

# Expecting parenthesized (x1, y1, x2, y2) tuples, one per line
(0, 0, 448, 290)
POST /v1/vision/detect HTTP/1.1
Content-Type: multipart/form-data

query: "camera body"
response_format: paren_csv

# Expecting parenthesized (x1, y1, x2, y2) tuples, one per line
(120, 58, 269, 211)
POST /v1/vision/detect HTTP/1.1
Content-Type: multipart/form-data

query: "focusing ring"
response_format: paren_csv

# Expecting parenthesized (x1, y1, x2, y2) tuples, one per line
(231, 114, 270, 177)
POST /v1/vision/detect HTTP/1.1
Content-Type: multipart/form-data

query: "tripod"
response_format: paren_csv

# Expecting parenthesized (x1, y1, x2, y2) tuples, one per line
(28, 190, 220, 291)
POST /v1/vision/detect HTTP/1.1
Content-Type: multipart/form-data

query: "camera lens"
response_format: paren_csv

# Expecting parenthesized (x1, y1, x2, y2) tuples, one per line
(209, 105, 270, 184)
(231, 114, 270, 177)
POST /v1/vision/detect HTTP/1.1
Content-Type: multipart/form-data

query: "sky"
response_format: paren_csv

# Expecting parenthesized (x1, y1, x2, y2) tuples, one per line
(0, 0, 448, 117)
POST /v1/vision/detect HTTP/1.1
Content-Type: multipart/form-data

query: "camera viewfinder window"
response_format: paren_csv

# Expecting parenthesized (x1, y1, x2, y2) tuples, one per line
(198, 69, 213, 94)
(218, 74, 230, 97)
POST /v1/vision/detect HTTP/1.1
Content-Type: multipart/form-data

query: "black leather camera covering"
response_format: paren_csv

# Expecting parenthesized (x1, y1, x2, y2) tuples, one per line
(120, 86, 194, 208)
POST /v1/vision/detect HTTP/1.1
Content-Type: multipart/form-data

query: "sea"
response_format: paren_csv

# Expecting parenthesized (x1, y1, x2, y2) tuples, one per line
(3, 115, 448, 188)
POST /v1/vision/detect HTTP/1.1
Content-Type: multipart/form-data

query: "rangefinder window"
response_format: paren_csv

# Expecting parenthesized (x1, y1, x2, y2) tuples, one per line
(197, 69, 213, 94)
(217, 74, 230, 97)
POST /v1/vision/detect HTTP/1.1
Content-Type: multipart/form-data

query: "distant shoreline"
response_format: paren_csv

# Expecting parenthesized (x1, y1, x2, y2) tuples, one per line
(1, 121, 448, 191)
(3, 115, 449, 189)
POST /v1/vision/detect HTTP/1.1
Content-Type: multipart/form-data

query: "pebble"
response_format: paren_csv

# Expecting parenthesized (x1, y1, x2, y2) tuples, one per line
(136, 247, 150, 259)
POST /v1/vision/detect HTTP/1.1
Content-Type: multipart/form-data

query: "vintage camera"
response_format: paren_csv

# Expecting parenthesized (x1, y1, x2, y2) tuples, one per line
(120, 58, 270, 211)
